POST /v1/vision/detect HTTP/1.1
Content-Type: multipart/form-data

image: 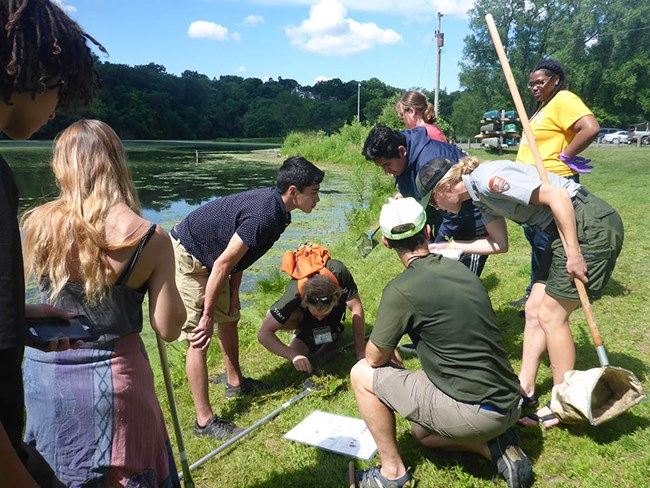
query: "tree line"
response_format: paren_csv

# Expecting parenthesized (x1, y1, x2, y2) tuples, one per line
(18, 0, 647, 141)
(28, 62, 400, 140)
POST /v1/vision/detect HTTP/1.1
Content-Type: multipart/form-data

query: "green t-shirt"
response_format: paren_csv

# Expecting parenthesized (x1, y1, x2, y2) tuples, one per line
(370, 254, 520, 412)
(269, 259, 358, 328)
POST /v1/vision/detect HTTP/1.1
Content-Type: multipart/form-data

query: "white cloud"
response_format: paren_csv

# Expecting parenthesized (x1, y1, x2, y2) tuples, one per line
(53, 0, 77, 13)
(235, 66, 247, 73)
(285, 0, 402, 56)
(188, 21, 238, 41)
(313, 76, 332, 84)
(243, 15, 265, 26)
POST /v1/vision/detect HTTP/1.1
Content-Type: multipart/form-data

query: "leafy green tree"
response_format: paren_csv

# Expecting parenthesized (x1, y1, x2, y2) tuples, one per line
(450, 91, 483, 138)
(461, 0, 650, 127)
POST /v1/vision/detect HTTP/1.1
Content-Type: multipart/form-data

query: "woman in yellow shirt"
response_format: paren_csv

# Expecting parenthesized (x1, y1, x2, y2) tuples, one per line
(516, 59, 600, 177)
(514, 59, 600, 426)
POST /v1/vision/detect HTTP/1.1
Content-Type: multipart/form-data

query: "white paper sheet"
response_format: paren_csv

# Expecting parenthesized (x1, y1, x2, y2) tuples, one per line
(284, 410, 378, 460)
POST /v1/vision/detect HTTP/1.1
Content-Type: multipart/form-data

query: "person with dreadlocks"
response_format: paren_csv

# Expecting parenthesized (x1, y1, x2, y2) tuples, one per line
(258, 244, 365, 375)
(508, 59, 600, 318)
(0, 1, 105, 486)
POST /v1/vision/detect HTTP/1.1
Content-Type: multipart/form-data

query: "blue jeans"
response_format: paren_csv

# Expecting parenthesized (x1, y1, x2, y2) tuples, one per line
(523, 225, 550, 295)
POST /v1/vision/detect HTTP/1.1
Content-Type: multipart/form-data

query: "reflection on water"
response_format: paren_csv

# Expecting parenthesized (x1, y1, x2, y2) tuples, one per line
(7, 140, 282, 215)
(5, 140, 353, 297)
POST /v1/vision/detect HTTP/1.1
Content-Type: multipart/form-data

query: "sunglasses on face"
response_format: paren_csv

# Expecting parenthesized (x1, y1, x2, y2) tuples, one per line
(307, 295, 334, 305)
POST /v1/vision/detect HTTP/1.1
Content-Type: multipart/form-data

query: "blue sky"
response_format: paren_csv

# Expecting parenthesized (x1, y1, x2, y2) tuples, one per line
(57, 0, 476, 92)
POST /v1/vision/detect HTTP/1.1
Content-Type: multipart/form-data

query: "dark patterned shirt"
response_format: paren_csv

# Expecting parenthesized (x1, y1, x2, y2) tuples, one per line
(176, 187, 291, 273)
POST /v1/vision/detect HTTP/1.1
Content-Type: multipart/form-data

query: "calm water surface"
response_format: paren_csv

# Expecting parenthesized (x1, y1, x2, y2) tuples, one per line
(4, 140, 354, 296)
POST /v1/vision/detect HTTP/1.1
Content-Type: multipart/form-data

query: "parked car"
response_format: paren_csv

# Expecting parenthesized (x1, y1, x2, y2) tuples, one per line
(601, 130, 630, 144)
(598, 127, 619, 142)
(630, 129, 650, 145)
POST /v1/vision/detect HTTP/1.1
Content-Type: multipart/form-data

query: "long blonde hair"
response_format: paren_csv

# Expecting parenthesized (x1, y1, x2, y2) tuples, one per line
(433, 156, 483, 196)
(21, 119, 141, 303)
(396, 91, 436, 124)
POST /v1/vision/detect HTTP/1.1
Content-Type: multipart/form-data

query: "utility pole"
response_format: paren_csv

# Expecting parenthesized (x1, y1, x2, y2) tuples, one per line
(357, 82, 361, 120)
(434, 12, 444, 119)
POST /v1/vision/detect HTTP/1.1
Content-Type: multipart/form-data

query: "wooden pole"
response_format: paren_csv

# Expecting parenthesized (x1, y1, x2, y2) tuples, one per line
(348, 461, 356, 488)
(485, 13, 603, 349)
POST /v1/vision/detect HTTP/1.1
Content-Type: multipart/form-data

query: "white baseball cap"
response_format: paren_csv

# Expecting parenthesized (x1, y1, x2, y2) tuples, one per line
(379, 197, 427, 240)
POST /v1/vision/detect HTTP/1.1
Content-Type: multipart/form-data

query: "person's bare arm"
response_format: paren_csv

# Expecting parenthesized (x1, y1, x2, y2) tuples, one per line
(191, 233, 248, 350)
(0, 424, 39, 488)
(365, 339, 393, 368)
(257, 310, 312, 373)
(429, 217, 509, 255)
(564, 114, 599, 157)
(346, 296, 366, 360)
(146, 228, 186, 342)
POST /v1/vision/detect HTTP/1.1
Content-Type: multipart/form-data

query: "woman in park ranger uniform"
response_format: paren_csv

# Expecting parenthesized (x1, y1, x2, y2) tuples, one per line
(421, 157, 623, 428)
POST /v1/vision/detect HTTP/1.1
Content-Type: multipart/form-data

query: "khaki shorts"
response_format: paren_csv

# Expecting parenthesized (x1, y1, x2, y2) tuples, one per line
(171, 236, 240, 341)
(373, 367, 520, 443)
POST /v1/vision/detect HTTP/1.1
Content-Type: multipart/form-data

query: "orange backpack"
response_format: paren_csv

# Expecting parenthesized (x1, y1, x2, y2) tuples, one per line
(280, 243, 340, 296)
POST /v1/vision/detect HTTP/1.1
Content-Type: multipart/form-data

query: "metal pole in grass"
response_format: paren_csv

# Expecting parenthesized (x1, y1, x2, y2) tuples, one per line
(156, 335, 195, 488)
(180, 380, 318, 477)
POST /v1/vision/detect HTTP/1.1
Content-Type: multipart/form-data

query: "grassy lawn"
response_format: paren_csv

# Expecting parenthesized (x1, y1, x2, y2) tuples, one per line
(148, 145, 650, 487)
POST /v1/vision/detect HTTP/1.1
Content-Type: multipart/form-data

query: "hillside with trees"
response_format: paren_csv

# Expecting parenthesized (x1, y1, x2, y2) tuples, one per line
(29, 62, 401, 140)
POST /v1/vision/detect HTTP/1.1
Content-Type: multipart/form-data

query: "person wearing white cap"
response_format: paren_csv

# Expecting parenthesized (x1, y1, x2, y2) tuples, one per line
(349, 198, 533, 488)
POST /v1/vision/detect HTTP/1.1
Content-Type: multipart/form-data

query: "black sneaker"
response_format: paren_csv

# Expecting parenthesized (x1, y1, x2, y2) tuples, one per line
(209, 373, 228, 385)
(225, 377, 272, 399)
(508, 294, 529, 308)
(194, 416, 244, 440)
(398, 343, 419, 357)
(487, 428, 533, 488)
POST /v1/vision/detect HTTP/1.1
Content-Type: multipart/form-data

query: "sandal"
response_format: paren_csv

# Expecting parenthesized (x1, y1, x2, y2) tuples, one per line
(349, 465, 416, 488)
(517, 402, 559, 428)
(521, 392, 539, 410)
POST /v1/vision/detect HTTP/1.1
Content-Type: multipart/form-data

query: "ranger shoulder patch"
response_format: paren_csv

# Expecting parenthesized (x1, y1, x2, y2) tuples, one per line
(488, 176, 510, 193)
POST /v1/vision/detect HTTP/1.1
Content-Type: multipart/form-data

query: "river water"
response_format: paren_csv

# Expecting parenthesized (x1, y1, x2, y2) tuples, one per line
(3, 140, 354, 297)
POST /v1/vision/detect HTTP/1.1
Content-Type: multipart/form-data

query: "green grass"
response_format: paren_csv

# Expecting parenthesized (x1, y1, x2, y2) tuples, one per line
(147, 145, 650, 487)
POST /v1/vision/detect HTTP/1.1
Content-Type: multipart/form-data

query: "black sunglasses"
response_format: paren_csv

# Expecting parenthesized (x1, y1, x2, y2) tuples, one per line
(307, 295, 334, 305)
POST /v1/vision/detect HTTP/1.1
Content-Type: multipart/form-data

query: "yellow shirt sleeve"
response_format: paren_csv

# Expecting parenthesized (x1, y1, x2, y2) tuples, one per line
(516, 91, 593, 177)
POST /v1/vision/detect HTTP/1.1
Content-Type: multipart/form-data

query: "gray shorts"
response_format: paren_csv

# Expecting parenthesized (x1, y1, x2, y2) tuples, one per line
(373, 367, 520, 443)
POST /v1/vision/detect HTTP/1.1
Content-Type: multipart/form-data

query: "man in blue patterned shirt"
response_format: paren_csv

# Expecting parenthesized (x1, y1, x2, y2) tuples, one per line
(171, 156, 324, 439)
